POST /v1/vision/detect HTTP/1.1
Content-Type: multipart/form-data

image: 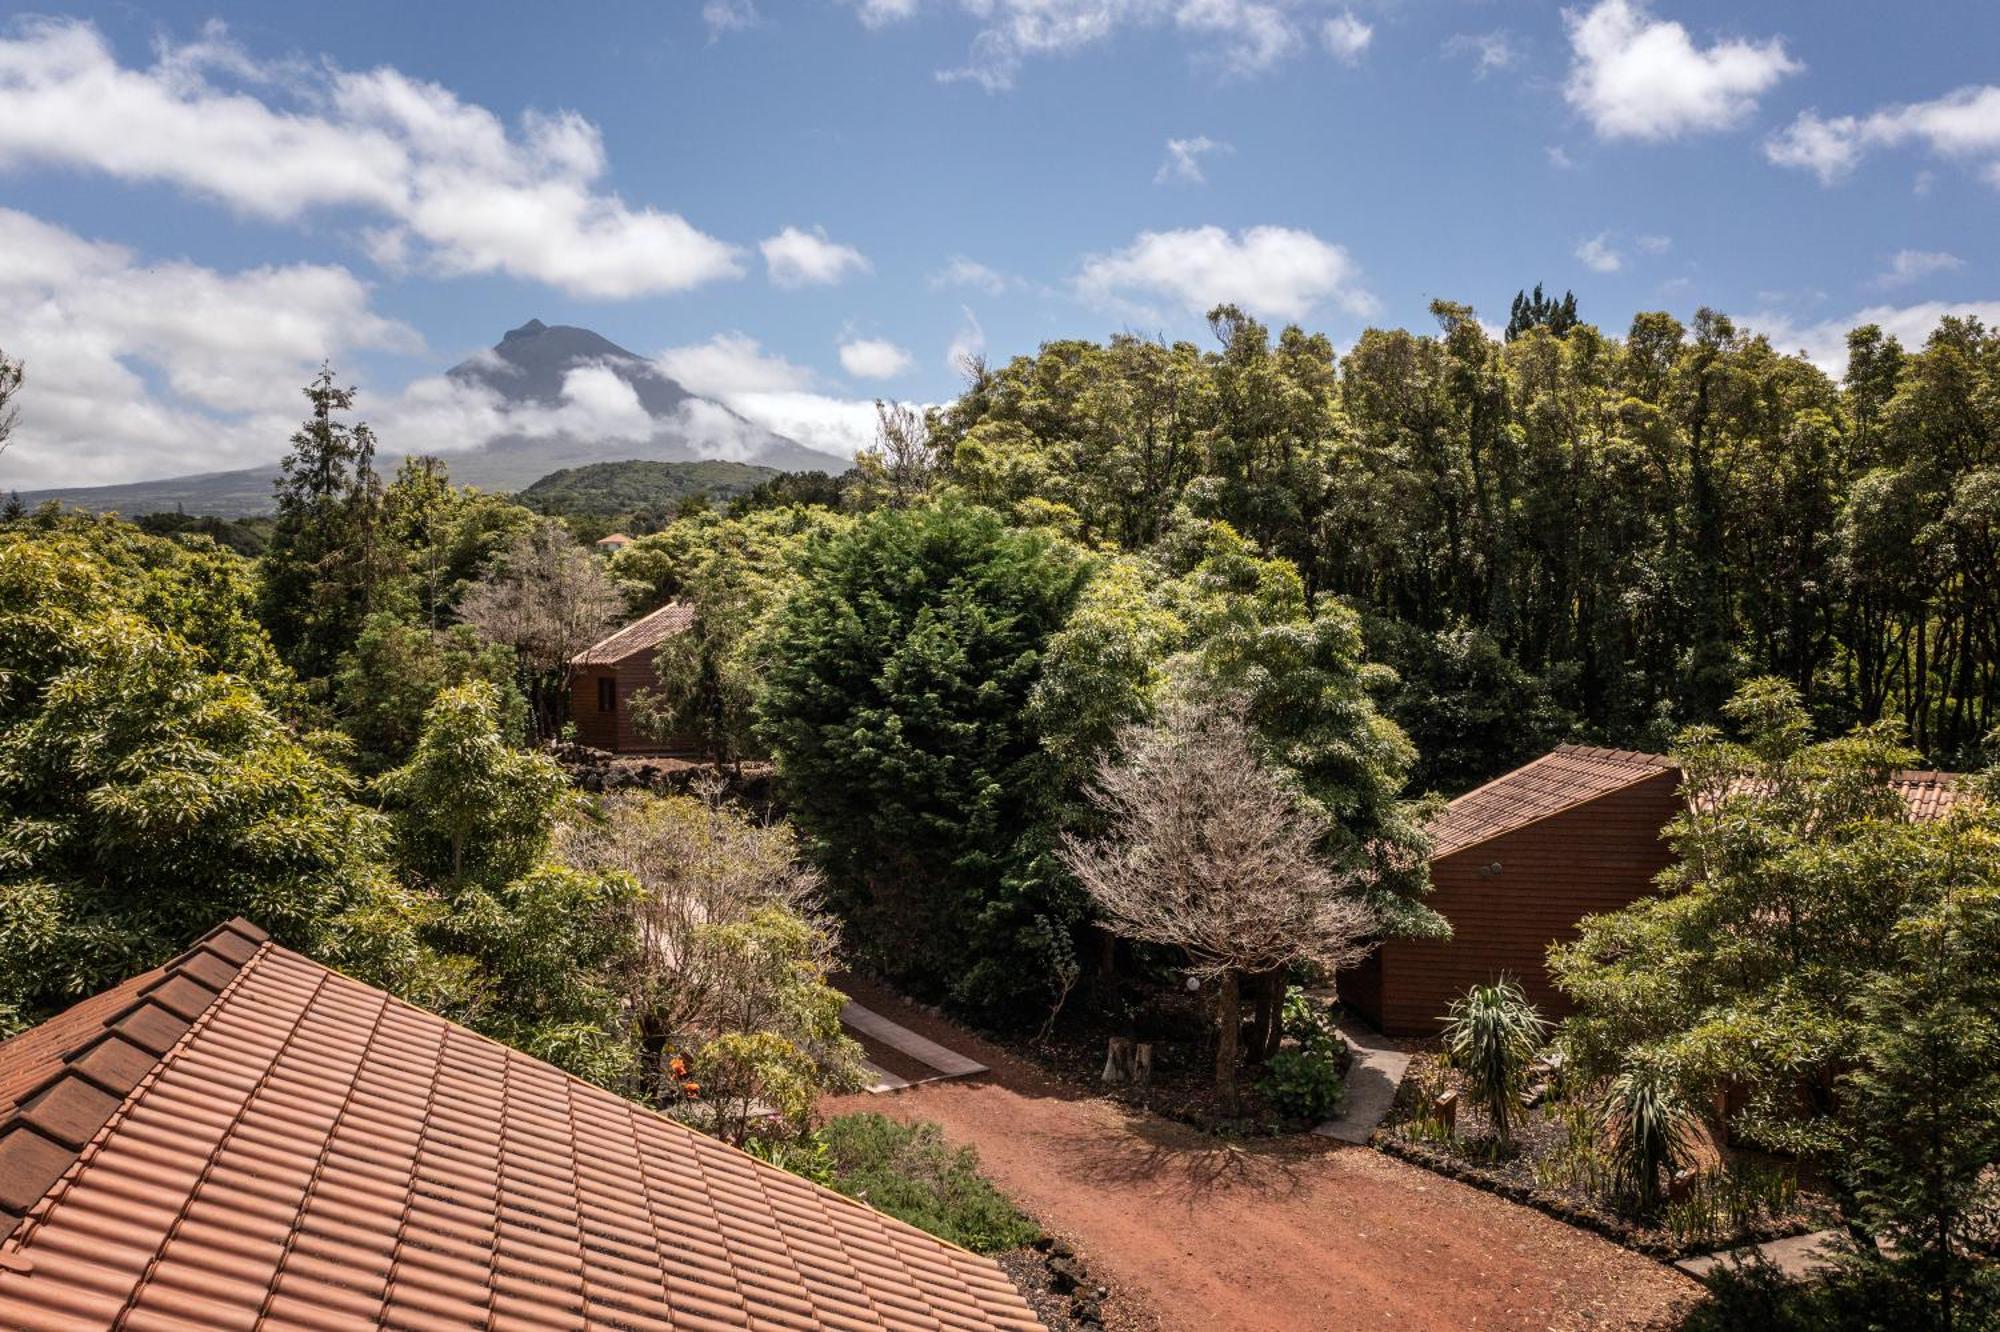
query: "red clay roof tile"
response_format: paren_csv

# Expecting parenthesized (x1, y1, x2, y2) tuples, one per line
(0, 927, 1042, 1331)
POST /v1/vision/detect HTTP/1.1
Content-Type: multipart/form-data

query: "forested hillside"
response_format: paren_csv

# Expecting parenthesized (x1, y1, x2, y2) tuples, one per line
(516, 459, 783, 535)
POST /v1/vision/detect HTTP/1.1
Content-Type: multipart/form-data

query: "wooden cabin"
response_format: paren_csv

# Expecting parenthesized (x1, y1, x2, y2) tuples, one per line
(1342, 745, 1964, 1035)
(567, 602, 700, 754)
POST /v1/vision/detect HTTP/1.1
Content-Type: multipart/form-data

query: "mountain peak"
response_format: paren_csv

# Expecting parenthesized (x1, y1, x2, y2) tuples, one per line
(503, 318, 549, 341)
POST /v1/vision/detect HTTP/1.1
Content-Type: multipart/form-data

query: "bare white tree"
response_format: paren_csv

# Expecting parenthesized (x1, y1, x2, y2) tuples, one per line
(459, 519, 622, 738)
(851, 400, 938, 509)
(0, 349, 23, 459)
(1060, 694, 1377, 1111)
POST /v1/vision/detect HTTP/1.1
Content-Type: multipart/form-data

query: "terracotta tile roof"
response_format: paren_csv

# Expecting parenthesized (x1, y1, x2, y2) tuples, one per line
(1880, 769, 1963, 822)
(0, 924, 1041, 1332)
(1430, 745, 1971, 862)
(574, 602, 695, 666)
(1428, 745, 1675, 861)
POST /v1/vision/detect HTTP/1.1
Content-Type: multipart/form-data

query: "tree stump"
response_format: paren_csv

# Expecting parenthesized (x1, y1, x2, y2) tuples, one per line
(1103, 1037, 1136, 1085)
(1131, 1042, 1153, 1087)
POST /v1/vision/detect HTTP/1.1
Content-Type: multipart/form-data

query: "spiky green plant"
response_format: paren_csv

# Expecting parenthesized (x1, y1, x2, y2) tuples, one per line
(1601, 1057, 1699, 1213)
(1439, 977, 1549, 1149)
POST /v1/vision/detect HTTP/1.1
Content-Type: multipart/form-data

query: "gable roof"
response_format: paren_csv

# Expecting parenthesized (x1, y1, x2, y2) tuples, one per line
(575, 601, 695, 666)
(0, 922, 1040, 1331)
(1429, 745, 1675, 861)
(1429, 744, 1971, 862)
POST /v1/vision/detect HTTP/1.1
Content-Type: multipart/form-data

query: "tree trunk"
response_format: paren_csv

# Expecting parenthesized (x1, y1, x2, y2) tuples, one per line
(1215, 970, 1241, 1114)
(1262, 972, 1287, 1061)
(1103, 1037, 1137, 1086)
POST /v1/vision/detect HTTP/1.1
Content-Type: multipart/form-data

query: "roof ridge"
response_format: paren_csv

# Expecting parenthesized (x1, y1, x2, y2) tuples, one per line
(0, 918, 269, 1238)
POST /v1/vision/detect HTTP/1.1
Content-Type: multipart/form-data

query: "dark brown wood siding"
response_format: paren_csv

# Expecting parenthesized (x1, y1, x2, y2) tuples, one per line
(1364, 770, 1682, 1035)
(566, 656, 702, 756)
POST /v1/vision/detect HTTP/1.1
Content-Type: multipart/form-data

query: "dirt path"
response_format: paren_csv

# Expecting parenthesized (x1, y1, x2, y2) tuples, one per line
(825, 980, 1698, 1332)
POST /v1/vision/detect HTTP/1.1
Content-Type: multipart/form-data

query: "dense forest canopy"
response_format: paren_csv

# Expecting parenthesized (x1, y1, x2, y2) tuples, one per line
(930, 301, 2000, 787)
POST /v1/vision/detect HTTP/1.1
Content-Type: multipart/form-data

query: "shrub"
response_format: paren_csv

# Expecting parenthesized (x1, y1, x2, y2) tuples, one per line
(742, 1130, 836, 1189)
(1601, 1057, 1700, 1213)
(1283, 990, 1343, 1060)
(1440, 977, 1548, 1149)
(1259, 1050, 1346, 1122)
(818, 1114, 1040, 1253)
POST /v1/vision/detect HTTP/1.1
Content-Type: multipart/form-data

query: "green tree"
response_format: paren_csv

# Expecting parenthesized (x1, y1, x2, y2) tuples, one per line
(1840, 885, 2000, 1329)
(260, 367, 394, 688)
(620, 509, 837, 770)
(1552, 678, 2000, 1238)
(755, 498, 1092, 1021)
(1505, 284, 1579, 342)
(0, 526, 384, 1027)
(372, 683, 640, 1085)
(332, 612, 525, 771)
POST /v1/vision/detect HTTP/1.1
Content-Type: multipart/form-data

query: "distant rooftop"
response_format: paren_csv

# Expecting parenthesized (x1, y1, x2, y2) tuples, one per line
(0, 920, 1040, 1331)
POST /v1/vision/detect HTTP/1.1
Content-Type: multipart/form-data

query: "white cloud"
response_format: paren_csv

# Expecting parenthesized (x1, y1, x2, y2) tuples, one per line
(930, 255, 1013, 295)
(654, 332, 885, 462)
(1575, 233, 1623, 273)
(703, 0, 760, 38)
(1563, 0, 1798, 142)
(760, 225, 872, 287)
(1744, 301, 2000, 376)
(0, 208, 420, 487)
(655, 332, 817, 396)
(839, 337, 914, 378)
(850, 0, 922, 28)
(1443, 30, 1520, 78)
(1764, 111, 1862, 183)
(934, 0, 1339, 92)
(948, 307, 987, 373)
(1320, 13, 1372, 65)
(1871, 249, 1965, 289)
(1546, 145, 1578, 170)
(1076, 224, 1375, 324)
(0, 19, 743, 299)
(1156, 135, 1231, 186)
(1766, 86, 2000, 186)
(1636, 233, 1672, 255)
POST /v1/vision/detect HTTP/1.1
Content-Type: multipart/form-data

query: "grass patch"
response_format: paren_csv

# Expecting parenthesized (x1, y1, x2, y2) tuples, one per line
(818, 1113, 1041, 1253)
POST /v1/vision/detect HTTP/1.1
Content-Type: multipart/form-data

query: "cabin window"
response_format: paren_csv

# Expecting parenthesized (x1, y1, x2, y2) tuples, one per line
(597, 677, 617, 712)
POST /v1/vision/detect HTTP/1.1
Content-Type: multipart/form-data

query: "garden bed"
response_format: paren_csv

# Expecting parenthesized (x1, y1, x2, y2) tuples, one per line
(1376, 1051, 1837, 1261)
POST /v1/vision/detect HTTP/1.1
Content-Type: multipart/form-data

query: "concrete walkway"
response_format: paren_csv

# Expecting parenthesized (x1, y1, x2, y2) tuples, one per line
(1312, 1016, 1412, 1144)
(839, 998, 988, 1093)
(1675, 1229, 1845, 1280)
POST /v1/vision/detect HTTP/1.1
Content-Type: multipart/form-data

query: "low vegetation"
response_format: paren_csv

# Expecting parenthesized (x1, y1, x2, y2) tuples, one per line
(815, 1113, 1041, 1254)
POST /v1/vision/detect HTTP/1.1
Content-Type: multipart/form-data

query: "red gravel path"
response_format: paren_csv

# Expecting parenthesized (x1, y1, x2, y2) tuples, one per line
(826, 979, 1698, 1332)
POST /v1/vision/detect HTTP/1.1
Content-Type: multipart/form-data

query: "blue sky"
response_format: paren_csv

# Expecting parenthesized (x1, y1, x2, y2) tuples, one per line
(0, 0, 1996, 486)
